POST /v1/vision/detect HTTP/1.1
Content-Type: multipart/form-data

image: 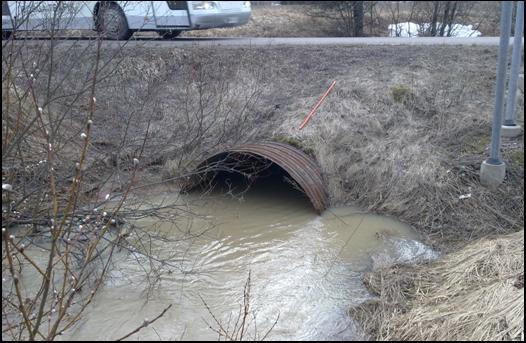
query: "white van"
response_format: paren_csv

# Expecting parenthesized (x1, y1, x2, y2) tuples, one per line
(2, 1, 251, 40)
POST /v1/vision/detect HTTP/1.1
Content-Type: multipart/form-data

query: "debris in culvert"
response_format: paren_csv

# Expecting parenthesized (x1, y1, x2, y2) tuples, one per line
(187, 141, 329, 213)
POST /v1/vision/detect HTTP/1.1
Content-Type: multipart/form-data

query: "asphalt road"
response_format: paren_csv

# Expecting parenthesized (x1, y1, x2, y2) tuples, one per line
(3, 36, 522, 47)
(162, 36, 516, 46)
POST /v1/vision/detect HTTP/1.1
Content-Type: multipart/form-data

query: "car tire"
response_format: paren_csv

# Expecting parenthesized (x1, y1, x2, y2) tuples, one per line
(98, 4, 132, 40)
(159, 30, 181, 39)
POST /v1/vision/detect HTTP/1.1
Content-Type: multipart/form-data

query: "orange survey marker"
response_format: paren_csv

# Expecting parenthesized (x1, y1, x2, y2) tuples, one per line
(298, 80, 336, 130)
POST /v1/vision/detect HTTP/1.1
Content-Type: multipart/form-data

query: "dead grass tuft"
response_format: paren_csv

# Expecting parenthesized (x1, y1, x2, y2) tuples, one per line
(350, 230, 524, 341)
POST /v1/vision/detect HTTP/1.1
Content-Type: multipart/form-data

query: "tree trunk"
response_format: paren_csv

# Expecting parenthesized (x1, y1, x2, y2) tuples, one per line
(337, 2, 354, 36)
(446, 1, 458, 37)
(430, 1, 440, 36)
(353, 1, 364, 36)
(439, 1, 451, 36)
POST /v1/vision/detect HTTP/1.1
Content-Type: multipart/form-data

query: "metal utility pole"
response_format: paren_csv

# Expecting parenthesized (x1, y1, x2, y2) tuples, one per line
(480, 1, 513, 189)
(502, 1, 524, 138)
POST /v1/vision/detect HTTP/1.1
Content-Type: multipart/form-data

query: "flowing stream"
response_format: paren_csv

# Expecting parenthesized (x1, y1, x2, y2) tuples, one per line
(46, 174, 437, 340)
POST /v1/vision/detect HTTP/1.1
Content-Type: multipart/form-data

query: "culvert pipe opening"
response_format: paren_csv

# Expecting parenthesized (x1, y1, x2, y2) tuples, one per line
(184, 142, 329, 214)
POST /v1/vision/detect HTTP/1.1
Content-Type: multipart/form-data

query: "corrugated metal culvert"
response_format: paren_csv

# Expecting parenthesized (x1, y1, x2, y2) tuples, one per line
(188, 141, 328, 213)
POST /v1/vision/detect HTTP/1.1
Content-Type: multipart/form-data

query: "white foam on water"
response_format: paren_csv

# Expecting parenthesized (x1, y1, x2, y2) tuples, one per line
(371, 237, 439, 270)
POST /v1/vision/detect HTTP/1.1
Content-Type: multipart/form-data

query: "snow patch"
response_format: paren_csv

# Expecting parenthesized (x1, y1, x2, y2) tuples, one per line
(388, 22, 482, 38)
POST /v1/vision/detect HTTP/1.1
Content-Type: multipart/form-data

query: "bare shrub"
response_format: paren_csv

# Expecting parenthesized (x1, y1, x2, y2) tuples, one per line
(380, 1, 500, 37)
(2, 3, 267, 341)
(305, 1, 366, 37)
(2, 35, 140, 340)
(201, 271, 279, 341)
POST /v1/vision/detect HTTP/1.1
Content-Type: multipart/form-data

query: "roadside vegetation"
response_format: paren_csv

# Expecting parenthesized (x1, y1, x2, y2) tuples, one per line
(185, 1, 501, 38)
(2, 8, 267, 338)
(2, 2, 524, 341)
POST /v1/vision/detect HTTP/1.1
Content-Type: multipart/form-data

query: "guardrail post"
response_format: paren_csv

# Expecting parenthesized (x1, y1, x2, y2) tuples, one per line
(502, 1, 524, 138)
(480, 1, 513, 189)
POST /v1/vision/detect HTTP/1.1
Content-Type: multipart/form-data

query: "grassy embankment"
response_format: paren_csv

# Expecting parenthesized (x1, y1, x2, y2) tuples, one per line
(3, 42, 523, 340)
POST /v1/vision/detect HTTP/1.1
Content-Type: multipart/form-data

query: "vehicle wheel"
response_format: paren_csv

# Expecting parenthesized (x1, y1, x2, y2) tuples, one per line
(98, 4, 132, 40)
(159, 30, 181, 39)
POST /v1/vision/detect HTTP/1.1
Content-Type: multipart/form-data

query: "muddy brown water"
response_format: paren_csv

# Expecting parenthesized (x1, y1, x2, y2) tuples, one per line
(21, 174, 435, 341)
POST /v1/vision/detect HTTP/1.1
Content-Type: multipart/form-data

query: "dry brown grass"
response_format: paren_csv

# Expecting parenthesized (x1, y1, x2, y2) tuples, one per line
(261, 45, 523, 251)
(350, 230, 524, 341)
